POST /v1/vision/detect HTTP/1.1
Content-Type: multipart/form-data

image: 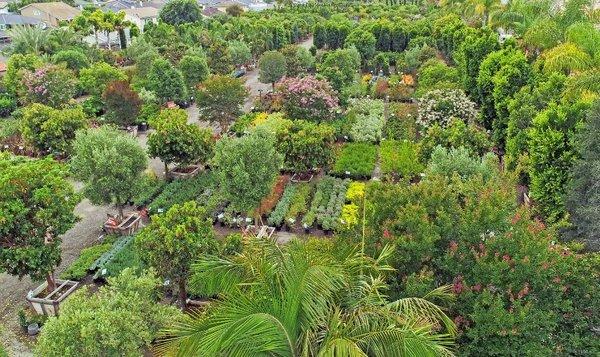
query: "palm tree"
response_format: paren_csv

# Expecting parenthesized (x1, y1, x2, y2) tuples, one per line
(541, 42, 594, 74)
(156, 238, 456, 356)
(6, 25, 50, 55)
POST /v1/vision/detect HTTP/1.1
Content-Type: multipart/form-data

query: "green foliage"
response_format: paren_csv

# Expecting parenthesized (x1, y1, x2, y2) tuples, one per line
(4, 53, 42, 95)
(148, 171, 217, 214)
(147, 58, 188, 103)
(348, 98, 385, 143)
(455, 27, 499, 97)
(345, 29, 376, 63)
(136, 201, 218, 304)
(380, 140, 423, 179)
(276, 119, 334, 173)
(71, 126, 147, 215)
(384, 102, 418, 141)
(285, 183, 311, 225)
(280, 44, 313, 76)
(332, 142, 378, 179)
(79, 62, 127, 97)
(228, 40, 252, 67)
(0, 155, 80, 281)
(159, 0, 202, 25)
(0, 94, 17, 117)
(267, 183, 297, 227)
(565, 102, 600, 249)
(415, 59, 461, 97)
(417, 89, 478, 129)
(36, 269, 180, 357)
(19, 64, 77, 108)
(213, 129, 282, 214)
(147, 108, 214, 168)
(132, 174, 165, 208)
(258, 50, 287, 86)
(51, 49, 89, 72)
(196, 74, 247, 130)
(20, 103, 88, 156)
(529, 100, 592, 225)
(318, 47, 360, 91)
(103, 80, 142, 127)
(420, 119, 492, 162)
(179, 54, 209, 90)
(60, 243, 112, 280)
(426, 146, 498, 182)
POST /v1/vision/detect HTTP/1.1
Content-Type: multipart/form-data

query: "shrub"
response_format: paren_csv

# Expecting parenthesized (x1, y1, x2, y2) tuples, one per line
(384, 103, 418, 141)
(277, 75, 339, 121)
(426, 146, 498, 182)
(380, 140, 424, 179)
(417, 89, 478, 129)
(285, 183, 312, 225)
(132, 174, 165, 207)
(60, 243, 112, 280)
(0, 94, 17, 117)
(20, 64, 77, 108)
(277, 119, 335, 173)
(348, 98, 385, 143)
(257, 175, 288, 217)
(103, 81, 141, 127)
(420, 118, 492, 161)
(332, 143, 378, 179)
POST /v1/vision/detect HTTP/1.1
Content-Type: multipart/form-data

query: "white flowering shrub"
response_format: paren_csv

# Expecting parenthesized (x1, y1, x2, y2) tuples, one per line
(417, 89, 478, 129)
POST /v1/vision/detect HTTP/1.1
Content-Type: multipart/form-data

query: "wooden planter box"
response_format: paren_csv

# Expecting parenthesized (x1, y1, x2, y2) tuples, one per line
(290, 172, 314, 183)
(168, 164, 201, 180)
(27, 279, 79, 316)
(245, 225, 275, 239)
(104, 213, 142, 236)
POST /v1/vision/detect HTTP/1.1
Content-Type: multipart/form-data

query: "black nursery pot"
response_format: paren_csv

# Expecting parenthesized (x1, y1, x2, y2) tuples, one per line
(304, 227, 311, 234)
(138, 122, 148, 132)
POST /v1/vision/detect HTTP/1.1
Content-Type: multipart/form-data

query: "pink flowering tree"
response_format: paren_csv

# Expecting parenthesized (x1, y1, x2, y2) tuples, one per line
(20, 64, 77, 108)
(276, 75, 339, 122)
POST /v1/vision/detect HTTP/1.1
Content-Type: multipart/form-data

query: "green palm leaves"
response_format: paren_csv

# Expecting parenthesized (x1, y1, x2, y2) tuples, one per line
(156, 238, 456, 356)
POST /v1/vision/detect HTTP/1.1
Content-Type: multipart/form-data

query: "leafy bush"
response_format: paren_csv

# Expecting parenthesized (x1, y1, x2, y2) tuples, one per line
(60, 243, 112, 280)
(332, 143, 378, 179)
(0, 94, 17, 117)
(148, 171, 216, 214)
(380, 140, 423, 179)
(101, 238, 144, 279)
(267, 183, 297, 227)
(417, 89, 478, 129)
(420, 118, 492, 161)
(222, 233, 243, 256)
(384, 102, 418, 141)
(426, 146, 498, 182)
(276, 75, 339, 121)
(348, 98, 385, 143)
(132, 174, 166, 207)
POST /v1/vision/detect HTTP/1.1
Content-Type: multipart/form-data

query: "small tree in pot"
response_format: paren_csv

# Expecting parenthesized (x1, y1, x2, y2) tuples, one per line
(135, 201, 218, 309)
(147, 108, 214, 176)
(71, 126, 147, 219)
(0, 154, 80, 293)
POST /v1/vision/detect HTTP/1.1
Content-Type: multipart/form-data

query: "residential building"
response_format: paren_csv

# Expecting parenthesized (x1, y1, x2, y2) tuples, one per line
(19, 2, 81, 27)
(123, 6, 158, 32)
(0, 13, 45, 42)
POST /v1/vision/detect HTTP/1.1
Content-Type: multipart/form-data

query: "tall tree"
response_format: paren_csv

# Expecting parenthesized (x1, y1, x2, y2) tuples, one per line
(258, 50, 287, 89)
(147, 108, 214, 174)
(103, 80, 142, 127)
(565, 101, 600, 250)
(0, 155, 80, 292)
(147, 58, 188, 103)
(195, 75, 247, 132)
(136, 202, 218, 309)
(212, 129, 282, 224)
(71, 126, 147, 218)
(159, 0, 202, 26)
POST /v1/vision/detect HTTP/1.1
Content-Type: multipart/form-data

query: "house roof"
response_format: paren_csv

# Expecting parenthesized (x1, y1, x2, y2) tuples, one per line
(123, 6, 158, 19)
(0, 13, 43, 26)
(0, 2, 8, 9)
(202, 6, 223, 16)
(20, 2, 81, 20)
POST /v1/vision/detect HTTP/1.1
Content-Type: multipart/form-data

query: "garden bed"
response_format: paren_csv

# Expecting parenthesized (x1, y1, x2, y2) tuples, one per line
(331, 143, 378, 180)
(167, 164, 201, 180)
(103, 212, 141, 236)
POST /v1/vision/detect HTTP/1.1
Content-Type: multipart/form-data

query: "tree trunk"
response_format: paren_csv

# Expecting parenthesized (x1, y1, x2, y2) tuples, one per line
(117, 204, 124, 220)
(164, 162, 169, 176)
(178, 278, 187, 310)
(94, 30, 99, 46)
(46, 272, 56, 292)
(106, 31, 111, 50)
(118, 28, 127, 49)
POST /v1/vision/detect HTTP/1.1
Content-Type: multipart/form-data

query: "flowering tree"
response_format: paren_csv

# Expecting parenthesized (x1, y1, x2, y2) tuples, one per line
(276, 75, 339, 122)
(417, 89, 478, 130)
(20, 64, 77, 108)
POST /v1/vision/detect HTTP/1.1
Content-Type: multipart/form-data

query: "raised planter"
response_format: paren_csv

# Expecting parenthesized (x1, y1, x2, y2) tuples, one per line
(290, 172, 314, 183)
(104, 213, 142, 236)
(27, 279, 79, 316)
(168, 164, 201, 180)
